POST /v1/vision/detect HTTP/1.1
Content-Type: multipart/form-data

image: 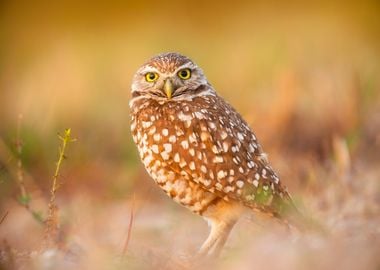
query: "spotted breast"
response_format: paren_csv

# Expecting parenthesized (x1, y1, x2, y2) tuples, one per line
(131, 90, 291, 217)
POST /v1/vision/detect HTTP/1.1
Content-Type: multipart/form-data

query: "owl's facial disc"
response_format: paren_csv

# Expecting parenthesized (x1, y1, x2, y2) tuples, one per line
(131, 53, 210, 100)
(140, 64, 198, 99)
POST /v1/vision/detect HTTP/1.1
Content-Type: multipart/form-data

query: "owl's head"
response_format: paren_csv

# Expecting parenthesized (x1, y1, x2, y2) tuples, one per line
(131, 53, 209, 100)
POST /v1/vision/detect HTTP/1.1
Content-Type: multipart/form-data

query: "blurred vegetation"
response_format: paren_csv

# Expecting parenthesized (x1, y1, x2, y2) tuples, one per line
(0, 1, 380, 269)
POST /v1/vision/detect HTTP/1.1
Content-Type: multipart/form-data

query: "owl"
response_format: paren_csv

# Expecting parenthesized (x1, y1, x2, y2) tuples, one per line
(130, 53, 301, 257)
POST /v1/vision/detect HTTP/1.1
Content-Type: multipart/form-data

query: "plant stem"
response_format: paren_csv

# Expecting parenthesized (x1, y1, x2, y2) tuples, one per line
(44, 128, 75, 248)
(16, 114, 27, 199)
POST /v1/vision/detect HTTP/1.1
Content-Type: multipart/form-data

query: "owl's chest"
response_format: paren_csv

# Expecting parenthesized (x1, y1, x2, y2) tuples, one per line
(130, 102, 218, 213)
(130, 100, 203, 162)
(131, 103, 187, 158)
(130, 99, 233, 191)
(131, 101, 193, 176)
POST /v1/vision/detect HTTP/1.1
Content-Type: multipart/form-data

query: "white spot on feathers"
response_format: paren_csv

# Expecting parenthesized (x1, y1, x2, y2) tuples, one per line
(152, 145, 159, 154)
(236, 180, 244, 188)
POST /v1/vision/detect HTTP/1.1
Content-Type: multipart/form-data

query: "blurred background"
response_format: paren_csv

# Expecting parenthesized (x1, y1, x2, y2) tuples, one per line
(0, 1, 379, 269)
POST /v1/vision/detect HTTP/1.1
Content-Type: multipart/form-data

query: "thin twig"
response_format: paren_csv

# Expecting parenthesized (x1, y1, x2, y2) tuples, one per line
(50, 130, 70, 204)
(122, 193, 136, 256)
(0, 211, 9, 226)
(15, 114, 28, 202)
(12, 114, 44, 224)
(44, 128, 76, 248)
(15, 114, 27, 198)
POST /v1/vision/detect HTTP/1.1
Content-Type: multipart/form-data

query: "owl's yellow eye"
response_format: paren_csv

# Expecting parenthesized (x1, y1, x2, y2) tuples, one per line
(145, 72, 159, 82)
(177, 68, 191, 80)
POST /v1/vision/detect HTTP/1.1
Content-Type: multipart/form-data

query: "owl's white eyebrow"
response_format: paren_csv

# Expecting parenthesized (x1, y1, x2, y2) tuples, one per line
(138, 66, 159, 74)
(173, 62, 196, 73)
(138, 62, 196, 75)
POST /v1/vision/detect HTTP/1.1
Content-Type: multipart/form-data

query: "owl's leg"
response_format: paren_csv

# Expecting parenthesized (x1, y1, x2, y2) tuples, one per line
(198, 200, 244, 258)
(198, 219, 237, 257)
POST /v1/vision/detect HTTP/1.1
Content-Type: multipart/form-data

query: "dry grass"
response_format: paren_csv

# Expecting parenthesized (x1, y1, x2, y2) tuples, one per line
(1, 164, 379, 270)
(1, 1, 380, 269)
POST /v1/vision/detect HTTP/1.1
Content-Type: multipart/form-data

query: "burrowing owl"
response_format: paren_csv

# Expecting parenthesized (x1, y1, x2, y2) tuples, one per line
(130, 53, 300, 257)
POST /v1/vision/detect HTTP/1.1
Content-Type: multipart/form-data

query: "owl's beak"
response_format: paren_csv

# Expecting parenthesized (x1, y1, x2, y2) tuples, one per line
(163, 79, 174, 99)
